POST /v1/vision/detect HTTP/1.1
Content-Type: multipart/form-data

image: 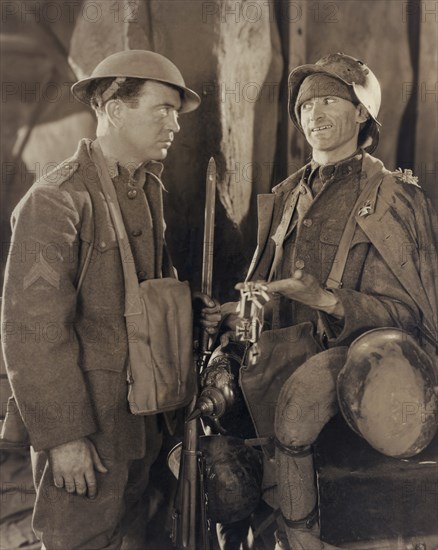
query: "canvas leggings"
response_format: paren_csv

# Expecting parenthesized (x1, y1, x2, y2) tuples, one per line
(30, 414, 162, 550)
(274, 347, 348, 544)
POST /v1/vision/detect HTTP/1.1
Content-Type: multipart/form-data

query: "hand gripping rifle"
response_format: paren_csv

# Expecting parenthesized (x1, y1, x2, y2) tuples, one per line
(172, 158, 216, 550)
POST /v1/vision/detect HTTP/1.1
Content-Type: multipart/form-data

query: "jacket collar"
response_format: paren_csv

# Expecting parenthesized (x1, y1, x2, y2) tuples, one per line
(84, 139, 165, 186)
(309, 150, 364, 184)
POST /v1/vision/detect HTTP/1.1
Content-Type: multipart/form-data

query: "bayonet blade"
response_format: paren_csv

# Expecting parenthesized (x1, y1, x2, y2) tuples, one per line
(201, 157, 216, 297)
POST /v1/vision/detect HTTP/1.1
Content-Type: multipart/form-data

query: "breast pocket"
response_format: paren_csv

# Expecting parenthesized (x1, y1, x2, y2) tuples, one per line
(319, 220, 341, 277)
(320, 219, 342, 246)
(81, 218, 122, 298)
(90, 236, 121, 279)
(319, 220, 370, 284)
(320, 220, 370, 248)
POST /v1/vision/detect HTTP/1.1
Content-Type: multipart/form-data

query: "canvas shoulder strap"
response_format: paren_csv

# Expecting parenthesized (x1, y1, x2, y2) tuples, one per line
(325, 159, 387, 289)
(90, 141, 143, 316)
(76, 240, 94, 294)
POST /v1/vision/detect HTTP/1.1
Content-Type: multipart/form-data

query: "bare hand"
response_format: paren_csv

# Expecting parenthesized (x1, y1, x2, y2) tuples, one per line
(49, 437, 108, 499)
(192, 291, 221, 335)
(265, 270, 344, 317)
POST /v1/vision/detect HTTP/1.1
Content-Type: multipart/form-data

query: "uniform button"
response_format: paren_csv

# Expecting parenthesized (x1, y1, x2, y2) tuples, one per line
(100, 241, 106, 249)
(295, 259, 305, 269)
(127, 189, 138, 199)
(346, 166, 353, 174)
(299, 185, 307, 194)
(303, 218, 313, 227)
(131, 229, 142, 237)
(138, 271, 147, 280)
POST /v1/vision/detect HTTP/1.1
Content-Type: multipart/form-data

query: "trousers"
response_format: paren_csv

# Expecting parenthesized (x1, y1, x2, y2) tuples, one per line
(31, 414, 162, 550)
(275, 346, 349, 447)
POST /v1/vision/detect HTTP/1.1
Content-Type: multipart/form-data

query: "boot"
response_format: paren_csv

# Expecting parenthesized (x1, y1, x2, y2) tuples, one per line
(275, 517, 341, 550)
(275, 439, 322, 550)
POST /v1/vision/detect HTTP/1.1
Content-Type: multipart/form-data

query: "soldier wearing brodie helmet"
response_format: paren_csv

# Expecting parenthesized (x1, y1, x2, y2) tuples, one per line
(71, 49, 201, 112)
(2, 50, 221, 549)
(220, 53, 438, 548)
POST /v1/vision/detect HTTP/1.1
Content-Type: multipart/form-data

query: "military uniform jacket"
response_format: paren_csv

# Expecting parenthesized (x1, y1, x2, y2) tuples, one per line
(1, 139, 173, 455)
(247, 151, 438, 347)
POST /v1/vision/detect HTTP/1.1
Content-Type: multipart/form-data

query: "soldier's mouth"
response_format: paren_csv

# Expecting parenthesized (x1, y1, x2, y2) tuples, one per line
(312, 125, 332, 133)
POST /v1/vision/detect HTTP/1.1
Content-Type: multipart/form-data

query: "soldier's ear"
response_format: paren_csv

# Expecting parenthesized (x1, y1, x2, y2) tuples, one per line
(104, 99, 123, 128)
(356, 104, 369, 124)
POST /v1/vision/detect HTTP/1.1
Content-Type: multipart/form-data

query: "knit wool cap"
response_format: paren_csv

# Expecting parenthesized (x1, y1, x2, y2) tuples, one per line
(295, 74, 357, 124)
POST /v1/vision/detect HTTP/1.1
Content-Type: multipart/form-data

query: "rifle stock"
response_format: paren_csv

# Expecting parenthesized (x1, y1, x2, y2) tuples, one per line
(174, 417, 198, 549)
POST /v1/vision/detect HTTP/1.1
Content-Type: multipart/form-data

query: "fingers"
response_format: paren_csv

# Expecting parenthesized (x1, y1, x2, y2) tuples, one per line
(89, 442, 108, 474)
(53, 475, 64, 489)
(220, 332, 230, 348)
(205, 301, 221, 313)
(56, 473, 95, 499)
(266, 273, 307, 294)
(50, 439, 107, 499)
(202, 322, 220, 335)
(195, 292, 221, 335)
(200, 314, 221, 326)
(63, 476, 76, 494)
(84, 470, 98, 499)
(220, 331, 238, 348)
(193, 292, 220, 311)
(265, 279, 292, 294)
(74, 475, 87, 497)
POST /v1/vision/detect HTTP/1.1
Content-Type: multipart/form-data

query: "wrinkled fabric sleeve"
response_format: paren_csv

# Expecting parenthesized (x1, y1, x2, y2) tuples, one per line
(318, 244, 421, 346)
(1, 185, 97, 451)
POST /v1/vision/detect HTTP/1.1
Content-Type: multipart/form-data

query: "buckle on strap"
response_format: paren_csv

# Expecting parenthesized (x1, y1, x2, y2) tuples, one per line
(282, 505, 318, 530)
(274, 438, 312, 458)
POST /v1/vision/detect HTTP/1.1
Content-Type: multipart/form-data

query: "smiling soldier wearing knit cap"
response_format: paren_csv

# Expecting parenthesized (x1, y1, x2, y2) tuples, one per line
(221, 53, 438, 549)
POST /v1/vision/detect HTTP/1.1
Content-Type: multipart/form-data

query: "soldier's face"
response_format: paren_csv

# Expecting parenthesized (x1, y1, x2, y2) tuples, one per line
(118, 81, 181, 163)
(300, 96, 364, 159)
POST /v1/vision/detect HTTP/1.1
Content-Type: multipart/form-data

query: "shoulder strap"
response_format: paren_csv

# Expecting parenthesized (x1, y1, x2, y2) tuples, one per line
(76, 241, 94, 294)
(325, 163, 386, 289)
(90, 141, 143, 316)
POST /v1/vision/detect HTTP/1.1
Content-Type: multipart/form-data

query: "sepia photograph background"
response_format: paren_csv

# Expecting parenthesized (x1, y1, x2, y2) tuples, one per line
(1, 1, 437, 548)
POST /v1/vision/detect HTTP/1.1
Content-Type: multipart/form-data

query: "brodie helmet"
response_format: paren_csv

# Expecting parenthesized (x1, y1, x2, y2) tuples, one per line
(168, 435, 263, 524)
(71, 49, 200, 113)
(337, 328, 438, 458)
(288, 53, 382, 153)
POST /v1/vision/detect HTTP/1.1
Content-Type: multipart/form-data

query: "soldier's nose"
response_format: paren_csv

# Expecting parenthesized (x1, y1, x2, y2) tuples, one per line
(310, 104, 324, 120)
(167, 111, 180, 133)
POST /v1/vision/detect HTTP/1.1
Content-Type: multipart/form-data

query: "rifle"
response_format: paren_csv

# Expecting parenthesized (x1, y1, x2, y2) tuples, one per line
(172, 158, 217, 550)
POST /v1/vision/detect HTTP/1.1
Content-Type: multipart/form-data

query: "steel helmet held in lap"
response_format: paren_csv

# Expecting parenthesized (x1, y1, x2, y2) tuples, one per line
(337, 328, 438, 458)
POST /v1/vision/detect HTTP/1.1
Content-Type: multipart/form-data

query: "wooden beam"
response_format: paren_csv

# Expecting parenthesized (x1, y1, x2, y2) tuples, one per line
(415, 1, 438, 207)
